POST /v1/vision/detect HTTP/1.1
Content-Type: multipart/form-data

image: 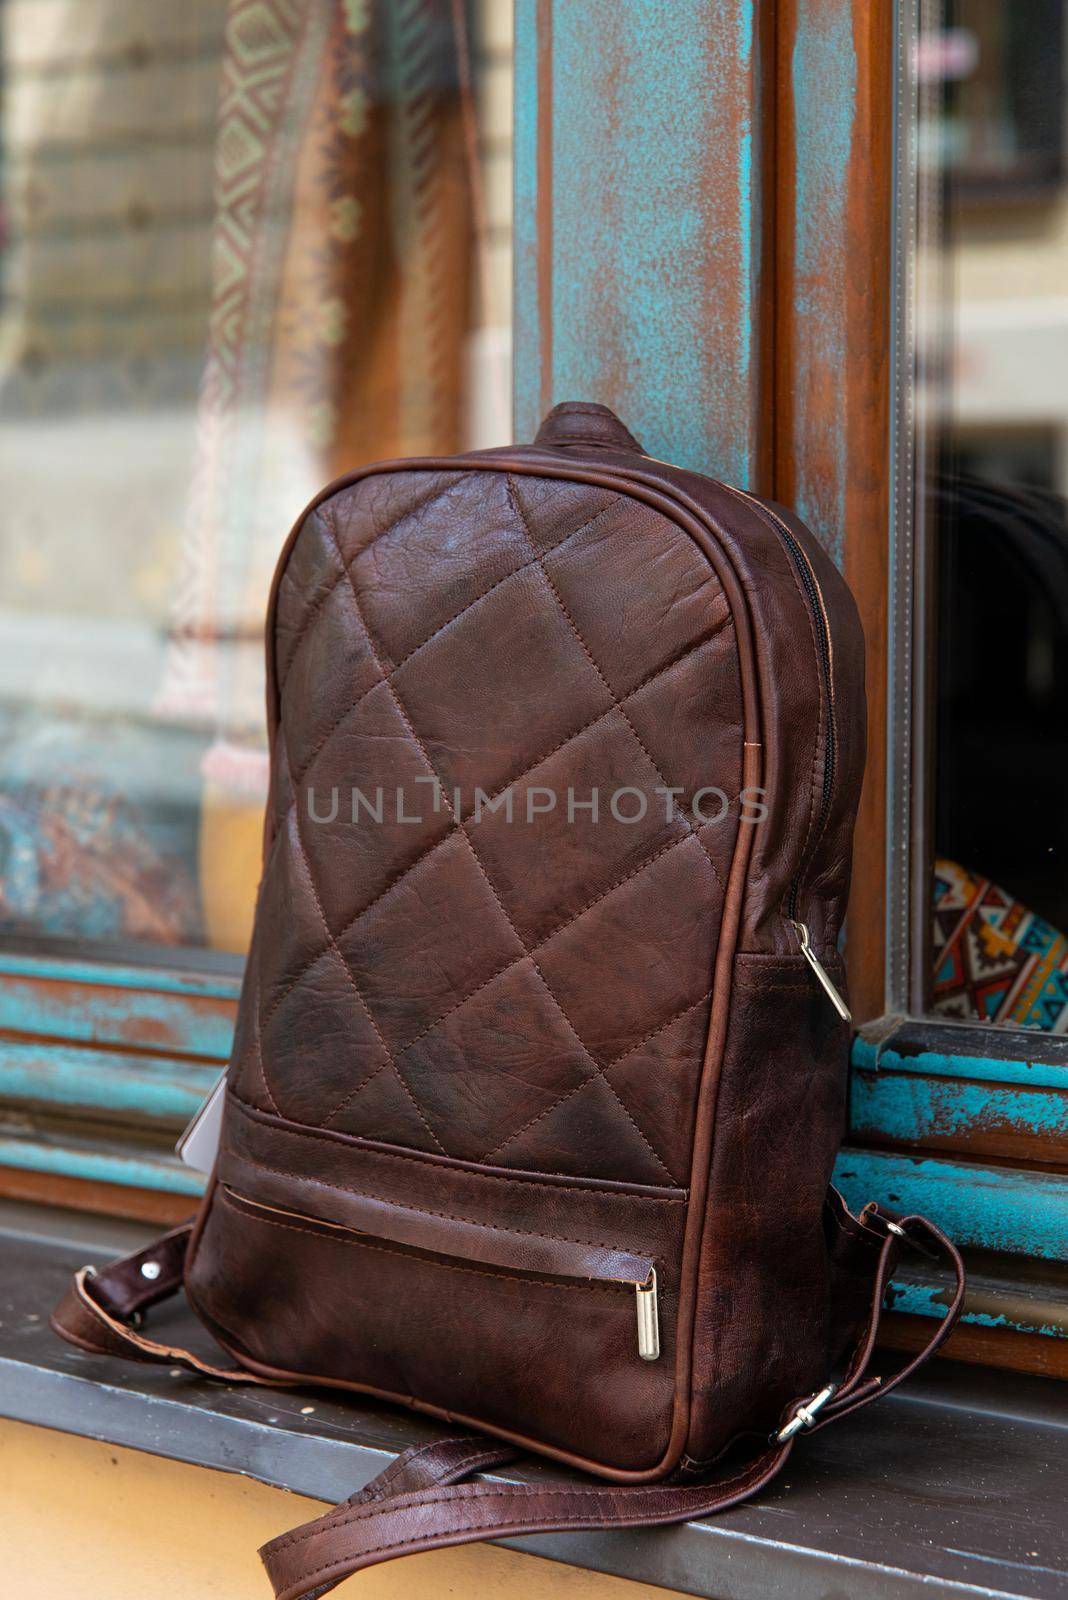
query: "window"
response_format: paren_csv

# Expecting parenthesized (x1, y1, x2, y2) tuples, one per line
(0, 0, 513, 1217)
(909, 2, 1068, 1031)
(0, 0, 512, 959)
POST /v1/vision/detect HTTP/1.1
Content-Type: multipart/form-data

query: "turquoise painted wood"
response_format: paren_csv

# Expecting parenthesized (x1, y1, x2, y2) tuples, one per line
(0, 950, 241, 1000)
(853, 1034, 1068, 1091)
(849, 1033, 1068, 1155)
(776, 0, 863, 568)
(0, 1041, 218, 1127)
(0, 953, 239, 1062)
(834, 1147, 1068, 1261)
(514, 0, 767, 485)
(0, 1132, 204, 1197)
(851, 1071, 1068, 1152)
(887, 1276, 1065, 1339)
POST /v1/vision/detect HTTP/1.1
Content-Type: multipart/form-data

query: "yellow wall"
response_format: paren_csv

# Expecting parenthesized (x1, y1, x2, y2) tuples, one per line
(0, 1418, 688, 1600)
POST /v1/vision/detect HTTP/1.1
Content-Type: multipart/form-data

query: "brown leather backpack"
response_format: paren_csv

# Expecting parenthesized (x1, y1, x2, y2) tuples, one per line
(53, 402, 964, 1597)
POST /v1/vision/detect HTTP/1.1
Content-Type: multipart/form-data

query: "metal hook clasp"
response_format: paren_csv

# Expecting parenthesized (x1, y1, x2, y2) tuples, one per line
(776, 1381, 838, 1442)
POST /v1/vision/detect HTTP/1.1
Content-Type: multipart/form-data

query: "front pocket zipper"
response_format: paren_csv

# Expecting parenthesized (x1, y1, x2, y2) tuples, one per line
(221, 1186, 662, 1361)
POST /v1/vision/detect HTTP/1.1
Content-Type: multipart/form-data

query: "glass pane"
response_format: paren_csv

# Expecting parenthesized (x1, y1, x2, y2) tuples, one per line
(0, 0, 512, 957)
(917, 2, 1068, 1029)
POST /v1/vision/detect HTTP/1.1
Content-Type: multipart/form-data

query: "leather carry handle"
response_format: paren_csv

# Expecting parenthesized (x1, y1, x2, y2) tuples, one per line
(51, 1206, 965, 1598)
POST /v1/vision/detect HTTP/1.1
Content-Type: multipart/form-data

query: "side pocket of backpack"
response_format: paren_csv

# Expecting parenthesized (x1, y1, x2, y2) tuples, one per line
(684, 950, 850, 1465)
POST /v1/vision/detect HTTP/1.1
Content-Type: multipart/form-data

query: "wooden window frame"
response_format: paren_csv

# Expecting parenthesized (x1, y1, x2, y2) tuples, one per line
(1, 0, 1065, 1373)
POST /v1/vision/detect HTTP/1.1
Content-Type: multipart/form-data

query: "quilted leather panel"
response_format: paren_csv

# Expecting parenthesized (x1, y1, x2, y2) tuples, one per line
(240, 467, 744, 1186)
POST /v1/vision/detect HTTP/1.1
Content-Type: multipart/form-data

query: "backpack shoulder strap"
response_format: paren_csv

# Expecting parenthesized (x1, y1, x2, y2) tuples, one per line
(51, 1208, 964, 1599)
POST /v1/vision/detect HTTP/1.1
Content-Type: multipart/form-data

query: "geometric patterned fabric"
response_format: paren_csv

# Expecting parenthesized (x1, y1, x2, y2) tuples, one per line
(932, 858, 1068, 1033)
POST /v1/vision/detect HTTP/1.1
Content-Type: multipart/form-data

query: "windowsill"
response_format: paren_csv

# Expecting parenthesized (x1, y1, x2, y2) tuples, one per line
(1, 1199, 1066, 1599)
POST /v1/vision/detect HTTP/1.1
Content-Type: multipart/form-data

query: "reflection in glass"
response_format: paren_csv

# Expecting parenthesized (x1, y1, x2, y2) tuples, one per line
(0, 1, 512, 955)
(922, 2, 1068, 1029)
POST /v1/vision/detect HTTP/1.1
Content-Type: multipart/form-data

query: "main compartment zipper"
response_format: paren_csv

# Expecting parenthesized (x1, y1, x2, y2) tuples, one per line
(639, 461, 847, 1022)
(738, 495, 837, 921)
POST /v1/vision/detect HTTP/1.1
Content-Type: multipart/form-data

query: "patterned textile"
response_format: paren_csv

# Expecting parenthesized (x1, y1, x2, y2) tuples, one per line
(932, 857, 1068, 1032)
(160, 0, 475, 745)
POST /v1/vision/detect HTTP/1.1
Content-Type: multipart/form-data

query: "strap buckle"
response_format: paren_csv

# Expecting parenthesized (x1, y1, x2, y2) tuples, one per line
(775, 1381, 837, 1442)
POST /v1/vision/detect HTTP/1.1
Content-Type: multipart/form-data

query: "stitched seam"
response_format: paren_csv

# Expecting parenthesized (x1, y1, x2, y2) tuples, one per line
(263, 834, 714, 1161)
(285, 498, 625, 791)
(717, 483, 823, 916)
(476, 620, 730, 805)
(259, 822, 458, 1038)
(482, 987, 714, 1165)
(509, 474, 725, 894)
(313, 509, 523, 1142)
(275, 512, 348, 688)
(390, 826, 695, 1059)
(219, 1190, 630, 1293)
(224, 1101, 688, 1200)
(264, 625, 728, 1048)
(293, 1446, 512, 1536)
(275, 476, 468, 691)
(358, 1441, 448, 1502)
(250, 966, 282, 1118)
(279, 745, 449, 1157)
(315, 508, 686, 1181)
(359, 1447, 502, 1509)
(225, 1156, 676, 1256)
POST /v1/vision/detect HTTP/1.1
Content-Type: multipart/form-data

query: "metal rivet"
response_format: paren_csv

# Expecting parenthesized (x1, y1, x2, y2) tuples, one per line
(140, 1260, 162, 1281)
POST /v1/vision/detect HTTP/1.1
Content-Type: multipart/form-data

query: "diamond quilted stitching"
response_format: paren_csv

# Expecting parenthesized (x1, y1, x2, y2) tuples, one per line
(324, 1060, 446, 1152)
(253, 467, 745, 1186)
(503, 473, 621, 553)
(468, 712, 689, 946)
(349, 470, 531, 667)
(391, 562, 613, 801)
(296, 680, 453, 932)
(274, 509, 346, 688)
(286, 794, 449, 1156)
(255, 807, 343, 1020)
(337, 828, 525, 1055)
(535, 834, 722, 1064)
(281, 567, 382, 780)
(397, 961, 594, 1161)
(486, 1072, 681, 1185)
(512, 474, 731, 699)
(598, 993, 715, 1176)
(260, 947, 391, 1125)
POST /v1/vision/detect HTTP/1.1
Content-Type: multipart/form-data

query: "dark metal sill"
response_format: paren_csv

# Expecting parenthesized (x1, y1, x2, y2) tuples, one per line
(1, 1200, 1066, 1600)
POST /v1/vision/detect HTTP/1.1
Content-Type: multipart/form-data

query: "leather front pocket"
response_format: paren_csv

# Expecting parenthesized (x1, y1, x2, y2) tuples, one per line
(186, 1102, 688, 1473)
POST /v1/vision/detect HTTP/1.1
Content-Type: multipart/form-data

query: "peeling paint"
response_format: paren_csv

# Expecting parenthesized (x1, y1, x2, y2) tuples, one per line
(0, 1135, 204, 1195)
(852, 1034, 1068, 1092)
(887, 1279, 1061, 1338)
(834, 1148, 1068, 1260)
(515, 0, 762, 482)
(789, 3, 857, 563)
(852, 1073, 1068, 1144)
(0, 1042, 215, 1124)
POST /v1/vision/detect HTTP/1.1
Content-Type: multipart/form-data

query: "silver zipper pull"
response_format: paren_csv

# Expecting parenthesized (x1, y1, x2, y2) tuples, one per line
(635, 1269, 660, 1360)
(791, 920, 852, 1023)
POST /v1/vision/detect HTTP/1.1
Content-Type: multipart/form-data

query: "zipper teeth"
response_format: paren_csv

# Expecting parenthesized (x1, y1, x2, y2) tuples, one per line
(633, 459, 839, 924)
(725, 490, 837, 922)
